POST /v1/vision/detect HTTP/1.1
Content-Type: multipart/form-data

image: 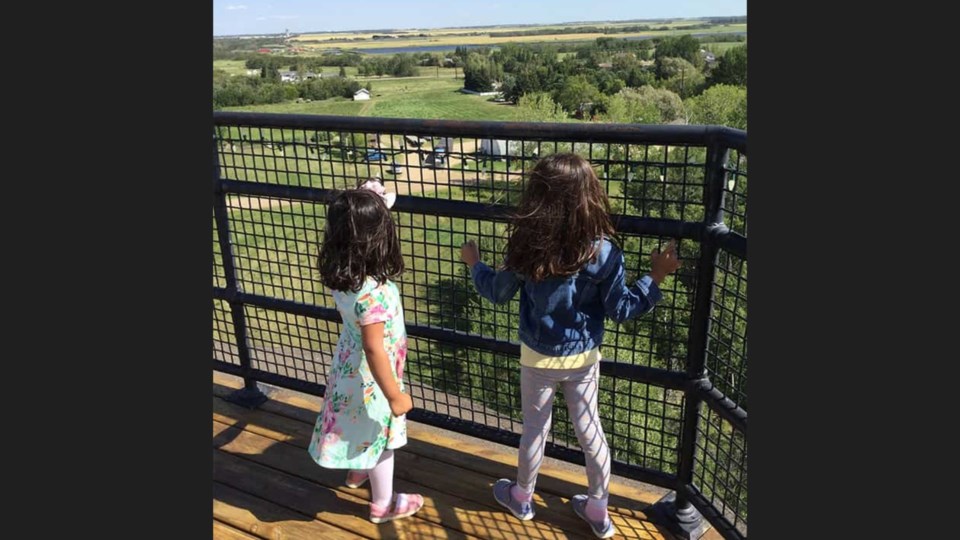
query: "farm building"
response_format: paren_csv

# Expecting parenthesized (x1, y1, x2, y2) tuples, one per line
(279, 71, 319, 83)
(353, 88, 371, 101)
(479, 139, 523, 158)
(437, 137, 456, 153)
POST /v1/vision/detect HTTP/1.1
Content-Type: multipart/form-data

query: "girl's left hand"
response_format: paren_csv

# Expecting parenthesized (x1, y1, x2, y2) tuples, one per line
(461, 240, 480, 267)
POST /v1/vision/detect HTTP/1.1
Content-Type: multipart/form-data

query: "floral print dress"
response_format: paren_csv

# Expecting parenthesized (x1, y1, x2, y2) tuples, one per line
(309, 278, 409, 470)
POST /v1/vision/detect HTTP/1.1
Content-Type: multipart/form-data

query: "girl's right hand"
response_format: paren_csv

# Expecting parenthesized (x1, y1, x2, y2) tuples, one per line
(389, 392, 413, 417)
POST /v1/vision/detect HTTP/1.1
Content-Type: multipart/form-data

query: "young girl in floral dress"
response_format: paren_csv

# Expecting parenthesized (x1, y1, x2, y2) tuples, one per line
(309, 181, 424, 523)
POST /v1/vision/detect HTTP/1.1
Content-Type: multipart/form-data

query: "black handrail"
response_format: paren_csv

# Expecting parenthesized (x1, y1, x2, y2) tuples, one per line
(213, 112, 748, 539)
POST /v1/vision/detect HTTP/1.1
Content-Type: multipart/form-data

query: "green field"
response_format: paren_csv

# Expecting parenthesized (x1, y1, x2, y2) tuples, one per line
(700, 40, 747, 54)
(213, 60, 250, 76)
(226, 77, 519, 121)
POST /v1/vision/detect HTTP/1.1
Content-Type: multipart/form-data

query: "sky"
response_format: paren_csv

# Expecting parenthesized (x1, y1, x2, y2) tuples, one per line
(213, 0, 747, 36)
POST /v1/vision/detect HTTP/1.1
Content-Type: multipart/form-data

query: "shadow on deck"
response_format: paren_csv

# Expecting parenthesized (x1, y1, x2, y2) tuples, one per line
(213, 371, 722, 540)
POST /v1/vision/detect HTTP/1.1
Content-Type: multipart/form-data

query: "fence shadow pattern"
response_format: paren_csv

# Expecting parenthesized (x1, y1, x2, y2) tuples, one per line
(213, 113, 747, 538)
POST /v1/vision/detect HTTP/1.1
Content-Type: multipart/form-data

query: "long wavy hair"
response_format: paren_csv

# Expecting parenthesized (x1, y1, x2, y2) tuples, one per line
(317, 188, 404, 292)
(504, 153, 616, 281)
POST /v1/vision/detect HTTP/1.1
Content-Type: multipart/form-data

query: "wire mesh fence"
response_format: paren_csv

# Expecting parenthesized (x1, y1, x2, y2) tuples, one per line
(213, 113, 747, 538)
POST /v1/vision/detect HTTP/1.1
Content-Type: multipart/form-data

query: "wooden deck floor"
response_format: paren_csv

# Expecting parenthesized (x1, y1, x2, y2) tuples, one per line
(213, 372, 721, 540)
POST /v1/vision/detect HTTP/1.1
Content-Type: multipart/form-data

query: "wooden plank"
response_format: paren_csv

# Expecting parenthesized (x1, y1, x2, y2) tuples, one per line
(406, 430, 664, 506)
(213, 519, 263, 540)
(215, 447, 462, 539)
(214, 418, 667, 540)
(213, 388, 669, 519)
(213, 482, 358, 540)
(214, 420, 585, 540)
(214, 422, 474, 538)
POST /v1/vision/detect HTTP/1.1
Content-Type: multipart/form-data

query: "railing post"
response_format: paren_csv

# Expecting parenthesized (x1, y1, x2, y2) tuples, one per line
(649, 141, 730, 539)
(213, 129, 267, 408)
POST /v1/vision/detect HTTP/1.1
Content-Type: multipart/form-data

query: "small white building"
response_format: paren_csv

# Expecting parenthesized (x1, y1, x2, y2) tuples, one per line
(479, 139, 523, 158)
(353, 88, 371, 101)
(480, 139, 508, 157)
(279, 71, 319, 83)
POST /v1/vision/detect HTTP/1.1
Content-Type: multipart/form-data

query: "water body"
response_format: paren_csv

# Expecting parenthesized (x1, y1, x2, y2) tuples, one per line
(348, 44, 491, 55)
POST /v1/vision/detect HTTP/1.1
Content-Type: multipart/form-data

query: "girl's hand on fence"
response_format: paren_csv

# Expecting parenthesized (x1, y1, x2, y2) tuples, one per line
(389, 392, 413, 417)
(461, 240, 480, 268)
(650, 240, 681, 284)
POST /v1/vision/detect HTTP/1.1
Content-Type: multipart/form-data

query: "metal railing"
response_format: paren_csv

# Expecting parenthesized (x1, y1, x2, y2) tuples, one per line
(213, 112, 747, 539)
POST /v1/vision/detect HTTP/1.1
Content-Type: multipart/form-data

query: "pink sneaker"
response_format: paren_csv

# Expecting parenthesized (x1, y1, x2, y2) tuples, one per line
(369, 493, 425, 524)
(345, 470, 368, 488)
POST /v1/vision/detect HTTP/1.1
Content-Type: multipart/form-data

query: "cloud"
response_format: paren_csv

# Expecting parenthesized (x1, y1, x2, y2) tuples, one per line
(271, 15, 298, 20)
(226, 4, 247, 10)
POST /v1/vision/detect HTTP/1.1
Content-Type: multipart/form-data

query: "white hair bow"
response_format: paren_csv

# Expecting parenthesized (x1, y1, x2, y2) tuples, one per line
(357, 178, 396, 209)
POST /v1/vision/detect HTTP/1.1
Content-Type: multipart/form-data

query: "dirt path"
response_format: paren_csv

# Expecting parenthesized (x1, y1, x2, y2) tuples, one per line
(226, 195, 294, 211)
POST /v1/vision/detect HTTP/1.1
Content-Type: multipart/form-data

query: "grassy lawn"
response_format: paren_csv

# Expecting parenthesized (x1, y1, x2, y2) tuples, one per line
(225, 77, 518, 121)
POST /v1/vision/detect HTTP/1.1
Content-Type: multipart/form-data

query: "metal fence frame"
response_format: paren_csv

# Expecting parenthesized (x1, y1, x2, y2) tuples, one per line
(213, 112, 747, 539)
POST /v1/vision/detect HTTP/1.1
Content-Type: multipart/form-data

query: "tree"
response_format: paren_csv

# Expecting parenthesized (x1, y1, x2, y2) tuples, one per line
(463, 53, 502, 92)
(684, 84, 747, 129)
(656, 57, 704, 98)
(621, 66, 655, 88)
(710, 45, 746, 87)
(514, 92, 568, 122)
(619, 86, 685, 123)
(612, 53, 639, 71)
(598, 93, 660, 124)
(387, 54, 419, 77)
(339, 65, 347, 77)
(261, 66, 279, 82)
(654, 35, 702, 67)
(592, 69, 626, 95)
(554, 74, 601, 114)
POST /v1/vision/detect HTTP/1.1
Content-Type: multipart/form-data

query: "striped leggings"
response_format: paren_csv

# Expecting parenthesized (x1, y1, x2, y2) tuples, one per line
(516, 362, 610, 501)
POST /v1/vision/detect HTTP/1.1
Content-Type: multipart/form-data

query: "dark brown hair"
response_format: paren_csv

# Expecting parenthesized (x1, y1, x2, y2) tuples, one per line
(317, 189, 404, 292)
(504, 153, 616, 281)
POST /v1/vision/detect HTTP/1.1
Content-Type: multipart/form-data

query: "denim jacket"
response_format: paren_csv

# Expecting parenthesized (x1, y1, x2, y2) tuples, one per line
(470, 238, 663, 357)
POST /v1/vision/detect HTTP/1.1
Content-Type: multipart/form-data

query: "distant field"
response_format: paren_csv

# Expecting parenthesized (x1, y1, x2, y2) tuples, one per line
(700, 40, 747, 54)
(291, 19, 712, 41)
(225, 77, 518, 122)
(292, 23, 746, 51)
(214, 60, 250, 75)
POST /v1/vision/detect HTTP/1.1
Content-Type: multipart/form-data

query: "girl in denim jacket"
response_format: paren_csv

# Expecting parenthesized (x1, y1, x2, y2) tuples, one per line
(461, 153, 680, 538)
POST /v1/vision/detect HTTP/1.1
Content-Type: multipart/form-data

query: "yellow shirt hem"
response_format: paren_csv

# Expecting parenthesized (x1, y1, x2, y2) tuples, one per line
(519, 344, 601, 369)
